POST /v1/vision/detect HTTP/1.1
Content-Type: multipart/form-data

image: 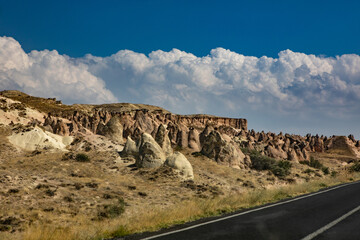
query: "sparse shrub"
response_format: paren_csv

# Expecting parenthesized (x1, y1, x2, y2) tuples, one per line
(302, 157, 327, 172)
(349, 162, 360, 172)
(63, 196, 74, 202)
(321, 167, 330, 175)
(84, 145, 92, 152)
(240, 147, 250, 154)
(304, 168, 314, 174)
(45, 189, 55, 196)
(309, 157, 322, 169)
(73, 183, 84, 190)
(97, 198, 126, 219)
(138, 192, 147, 197)
(62, 152, 74, 161)
(75, 153, 90, 162)
(299, 160, 310, 166)
(191, 152, 203, 157)
(273, 160, 292, 177)
(250, 151, 275, 171)
(85, 182, 98, 188)
(8, 188, 19, 194)
(249, 151, 292, 177)
(174, 145, 183, 151)
(331, 170, 338, 177)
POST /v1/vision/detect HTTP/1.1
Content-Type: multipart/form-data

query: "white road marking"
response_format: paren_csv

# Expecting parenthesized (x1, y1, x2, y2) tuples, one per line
(141, 181, 360, 240)
(301, 205, 360, 240)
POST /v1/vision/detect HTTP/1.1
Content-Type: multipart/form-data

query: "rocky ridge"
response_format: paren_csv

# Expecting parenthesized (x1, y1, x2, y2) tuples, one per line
(1, 90, 360, 168)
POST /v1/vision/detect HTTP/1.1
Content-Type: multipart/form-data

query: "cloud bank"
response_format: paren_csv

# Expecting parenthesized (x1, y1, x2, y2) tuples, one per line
(1, 36, 360, 135)
(0, 37, 117, 103)
(80, 46, 360, 119)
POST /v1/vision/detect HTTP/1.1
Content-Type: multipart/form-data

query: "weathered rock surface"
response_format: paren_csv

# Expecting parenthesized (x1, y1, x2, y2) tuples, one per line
(137, 133, 166, 168)
(201, 131, 248, 169)
(8, 126, 73, 151)
(96, 116, 124, 143)
(155, 124, 173, 156)
(121, 136, 138, 157)
(165, 152, 194, 180)
(188, 128, 201, 152)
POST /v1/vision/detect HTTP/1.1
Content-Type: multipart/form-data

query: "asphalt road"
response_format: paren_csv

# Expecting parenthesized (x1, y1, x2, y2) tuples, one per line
(122, 181, 360, 240)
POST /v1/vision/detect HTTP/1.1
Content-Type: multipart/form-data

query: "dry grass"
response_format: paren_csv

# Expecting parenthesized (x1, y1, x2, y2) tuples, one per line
(6, 172, 358, 240)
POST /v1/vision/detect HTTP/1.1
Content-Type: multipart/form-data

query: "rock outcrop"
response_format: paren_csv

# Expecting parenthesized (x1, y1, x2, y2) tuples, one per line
(165, 152, 194, 180)
(155, 124, 173, 156)
(96, 116, 124, 144)
(201, 131, 248, 169)
(121, 133, 195, 179)
(137, 133, 166, 168)
(121, 136, 138, 158)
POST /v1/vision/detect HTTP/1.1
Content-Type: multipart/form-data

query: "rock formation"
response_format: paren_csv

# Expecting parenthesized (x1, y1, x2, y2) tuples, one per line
(137, 133, 166, 168)
(165, 152, 194, 180)
(201, 130, 248, 169)
(96, 115, 124, 144)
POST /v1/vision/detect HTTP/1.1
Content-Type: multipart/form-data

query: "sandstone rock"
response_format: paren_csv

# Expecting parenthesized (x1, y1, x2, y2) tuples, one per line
(8, 126, 73, 151)
(325, 136, 358, 156)
(53, 119, 70, 136)
(348, 134, 356, 142)
(244, 155, 252, 166)
(287, 148, 298, 162)
(313, 137, 324, 152)
(188, 127, 201, 152)
(201, 131, 247, 169)
(165, 152, 194, 180)
(265, 145, 287, 159)
(96, 116, 124, 144)
(176, 126, 189, 149)
(199, 125, 214, 146)
(137, 133, 166, 168)
(155, 124, 173, 156)
(121, 136, 138, 157)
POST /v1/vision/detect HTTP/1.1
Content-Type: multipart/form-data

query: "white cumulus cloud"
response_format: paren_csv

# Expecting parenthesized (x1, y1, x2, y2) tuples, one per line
(1, 36, 360, 136)
(77, 46, 360, 119)
(0, 36, 117, 104)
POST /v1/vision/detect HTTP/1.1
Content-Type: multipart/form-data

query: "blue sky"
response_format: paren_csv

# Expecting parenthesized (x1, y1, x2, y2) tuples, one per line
(2, 0, 360, 57)
(0, 0, 360, 138)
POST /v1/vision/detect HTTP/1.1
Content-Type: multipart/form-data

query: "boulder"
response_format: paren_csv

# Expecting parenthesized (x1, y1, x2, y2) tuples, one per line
(137, 133, 166, 168)
(121, 136, 138, 157)
(165, 152, 194, 180)
(201, 130, 247, 169)
(96, 116, 124, 143)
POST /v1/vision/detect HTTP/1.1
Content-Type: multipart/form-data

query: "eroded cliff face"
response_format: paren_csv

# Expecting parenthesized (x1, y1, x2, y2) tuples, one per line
(42, 108, 247, 144)
(2, 90, 359, 164)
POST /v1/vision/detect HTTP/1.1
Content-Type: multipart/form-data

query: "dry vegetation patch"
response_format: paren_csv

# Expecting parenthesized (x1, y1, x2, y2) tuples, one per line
(1, 135, 360, 240)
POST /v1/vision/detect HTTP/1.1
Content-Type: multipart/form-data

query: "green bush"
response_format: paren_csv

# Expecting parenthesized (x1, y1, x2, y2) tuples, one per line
(301, 157, 325, 170)
(299, 160, 310, 166)
(321, 167, 330, 175)
(97, 198, 126, 219)
(240, 147, 250, 154)
(249, 151, 292, 177)
(349, 162, 360, 172)
(75, 153, 90, 162)
(309, 157, 323, 169)
(191, 152, 203, 157)
(304, 168, 315, 174)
